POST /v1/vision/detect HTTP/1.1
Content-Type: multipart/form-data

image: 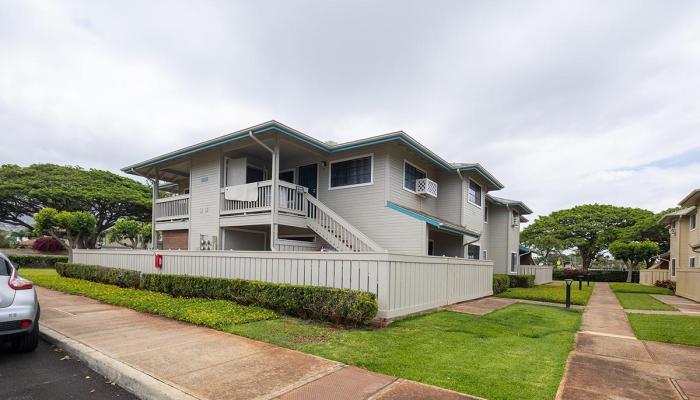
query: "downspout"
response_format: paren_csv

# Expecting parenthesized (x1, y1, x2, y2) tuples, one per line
(248, 131, 277, 251)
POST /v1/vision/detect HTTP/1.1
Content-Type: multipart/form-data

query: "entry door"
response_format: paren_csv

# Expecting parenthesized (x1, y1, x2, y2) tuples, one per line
(298, 164, 318, 197)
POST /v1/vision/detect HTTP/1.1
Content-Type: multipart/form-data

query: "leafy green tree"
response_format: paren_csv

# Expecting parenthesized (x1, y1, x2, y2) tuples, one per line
(522, 204, 653, 270)
(0, 164, 151, 247)
(609, 240, 660, 282)
(108, 219, 142, 249)
(139, 223, 153, 249)
(521, 223, 565, 265)
(34, 208, 97, 261)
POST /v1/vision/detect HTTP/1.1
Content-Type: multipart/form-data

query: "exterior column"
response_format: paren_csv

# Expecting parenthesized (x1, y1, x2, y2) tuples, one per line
(270, 137, 279, 250)
(151, 168, 159, 250)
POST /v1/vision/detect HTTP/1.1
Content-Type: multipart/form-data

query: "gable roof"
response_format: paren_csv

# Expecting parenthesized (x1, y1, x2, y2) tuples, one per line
(121, 120, 505, 190)
(679, 188, 700, 207)
(659, 206, 697, 224)
(486, 194, 533, 214)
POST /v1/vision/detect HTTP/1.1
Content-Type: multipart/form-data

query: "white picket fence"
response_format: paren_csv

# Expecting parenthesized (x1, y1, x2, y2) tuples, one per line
(639, 269, 671, 286)
(517, 265, 553, 285)
(73, 250, 493, 319)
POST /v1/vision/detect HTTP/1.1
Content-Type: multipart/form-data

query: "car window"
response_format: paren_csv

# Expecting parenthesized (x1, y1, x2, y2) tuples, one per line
(0, 259, 10, 276)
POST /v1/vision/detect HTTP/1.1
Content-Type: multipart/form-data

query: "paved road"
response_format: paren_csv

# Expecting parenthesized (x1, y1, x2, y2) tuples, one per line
(0, 339, 138, 400)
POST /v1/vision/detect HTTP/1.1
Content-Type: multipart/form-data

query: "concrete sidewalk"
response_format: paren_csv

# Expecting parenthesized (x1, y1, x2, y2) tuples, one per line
(37, 287, 477, 400)
(557, 283, 700, 400)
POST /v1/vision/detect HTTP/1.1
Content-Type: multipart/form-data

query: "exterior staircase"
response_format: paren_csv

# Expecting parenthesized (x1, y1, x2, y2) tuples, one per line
(304, 193, 383, 252)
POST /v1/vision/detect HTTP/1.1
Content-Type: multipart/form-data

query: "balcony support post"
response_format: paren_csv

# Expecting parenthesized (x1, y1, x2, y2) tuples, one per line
(151, 167, 159, 250)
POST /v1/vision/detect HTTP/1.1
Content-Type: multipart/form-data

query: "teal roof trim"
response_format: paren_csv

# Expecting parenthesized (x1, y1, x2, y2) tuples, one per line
(121, 121, 503, 190)
(386, 202, 480, 238)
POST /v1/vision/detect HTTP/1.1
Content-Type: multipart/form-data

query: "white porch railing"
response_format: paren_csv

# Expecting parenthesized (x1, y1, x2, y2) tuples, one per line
(517, 265, 553, 285)
(155, 194, 190, 221)
(220, 181, 272, 215)
(220, 181, 306, 216)
(639, 269, 671, 286)
(72, 249, 493, 319)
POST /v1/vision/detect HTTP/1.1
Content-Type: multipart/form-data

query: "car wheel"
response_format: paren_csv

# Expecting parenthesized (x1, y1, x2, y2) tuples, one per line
(11, 322, 39, 353)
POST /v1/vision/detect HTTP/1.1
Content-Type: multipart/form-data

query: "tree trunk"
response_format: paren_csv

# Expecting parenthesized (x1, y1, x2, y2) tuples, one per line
(581, 252, 593, 271)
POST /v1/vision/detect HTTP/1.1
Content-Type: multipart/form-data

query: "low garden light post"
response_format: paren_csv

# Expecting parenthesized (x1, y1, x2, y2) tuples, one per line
(564, 279, 573, 309)
(577, 275, 583, 290)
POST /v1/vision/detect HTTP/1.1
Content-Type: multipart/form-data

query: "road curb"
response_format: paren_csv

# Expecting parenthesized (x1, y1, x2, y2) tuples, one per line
(39, 326, 198, 400)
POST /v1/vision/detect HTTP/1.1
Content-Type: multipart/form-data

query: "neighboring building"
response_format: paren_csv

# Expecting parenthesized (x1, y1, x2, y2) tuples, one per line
(122, 121, 531, 273)
(660, 188, 700, 279)
(656, 188, 700, 301)
(483, 195, 533, 274)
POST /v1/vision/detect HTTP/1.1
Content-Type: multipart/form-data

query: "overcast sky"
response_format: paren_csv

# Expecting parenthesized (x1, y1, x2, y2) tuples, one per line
(1, 0, 699, 219)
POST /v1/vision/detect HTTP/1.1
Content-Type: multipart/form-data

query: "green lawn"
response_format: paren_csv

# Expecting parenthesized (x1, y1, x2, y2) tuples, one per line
(608, 283, 676, 311)
(496, 281, 594, 305)
(628, 314, 700, 347)
(23, 269, 581, 400)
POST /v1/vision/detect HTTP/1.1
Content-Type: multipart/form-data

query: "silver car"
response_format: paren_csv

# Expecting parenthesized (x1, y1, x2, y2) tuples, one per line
(0, 253, 39, 352)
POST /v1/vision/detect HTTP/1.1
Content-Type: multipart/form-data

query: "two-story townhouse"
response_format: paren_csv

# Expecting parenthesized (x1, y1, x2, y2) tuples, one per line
(482, 195, 533, 274)
(122, 121, 530, 271)
(660, 188, 700, 279)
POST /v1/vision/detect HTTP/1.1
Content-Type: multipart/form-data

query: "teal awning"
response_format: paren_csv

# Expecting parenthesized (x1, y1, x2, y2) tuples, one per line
(386, 201, 480, 238)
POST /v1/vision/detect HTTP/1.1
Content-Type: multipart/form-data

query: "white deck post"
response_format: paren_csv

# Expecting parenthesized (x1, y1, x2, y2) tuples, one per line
(151, 168, 159, 250)
(271, 136, 279, 250)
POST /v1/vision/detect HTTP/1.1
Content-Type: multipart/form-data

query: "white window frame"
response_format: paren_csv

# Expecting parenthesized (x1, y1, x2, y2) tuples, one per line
(690, 256, 697, 268)
(482, 249, 488, 260)
(690, 213, 697, 231)
(510, 252, 518, 273)
(328, 153, 374, 190)
(671, 258, 677, 277)
(484, 205, 489, 223)
(402, 159, 427, 194)
(467, 179, 483, 208)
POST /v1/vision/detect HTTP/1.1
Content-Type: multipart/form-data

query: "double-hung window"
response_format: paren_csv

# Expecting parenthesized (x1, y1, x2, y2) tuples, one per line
(691, 257, 697, 268)
(690, 213, 697, 230)
(403, 161, 426, 192)
(468, 180, 482, 207)
(329, 155, 373, 189)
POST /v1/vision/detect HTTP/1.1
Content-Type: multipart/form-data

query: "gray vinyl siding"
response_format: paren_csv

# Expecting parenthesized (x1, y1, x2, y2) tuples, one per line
(486, 203, 509, 274)
(479, 205, 490, 260)
(387, 145, 439, 216)
(188, 150, 222, 249)
(462, 174, 487, 234)
(317, 144, 427, 254)
(436, 171, 463, 226)
(508, 212, 521, 271)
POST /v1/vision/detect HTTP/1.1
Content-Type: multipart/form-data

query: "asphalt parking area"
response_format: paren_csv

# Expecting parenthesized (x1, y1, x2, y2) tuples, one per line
(0, 338, 137, 400)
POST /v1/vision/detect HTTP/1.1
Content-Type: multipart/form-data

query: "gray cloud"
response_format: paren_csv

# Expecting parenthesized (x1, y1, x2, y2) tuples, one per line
(1, 0, 699, 218)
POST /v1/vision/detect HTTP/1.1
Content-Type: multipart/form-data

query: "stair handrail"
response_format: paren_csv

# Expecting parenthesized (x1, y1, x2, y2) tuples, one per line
(303, 192, 383, 252)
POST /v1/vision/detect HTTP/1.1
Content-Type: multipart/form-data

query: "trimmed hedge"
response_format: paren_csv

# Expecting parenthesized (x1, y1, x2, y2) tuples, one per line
(493, 274, 510, 294)
(8, 254, 68, 268)
(553, 269, 639, 283)
(140, 274, 377, 326)
(508, 274, 535, 288)
(55, 263, 141, 289)
(53, 263, 377, 326)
